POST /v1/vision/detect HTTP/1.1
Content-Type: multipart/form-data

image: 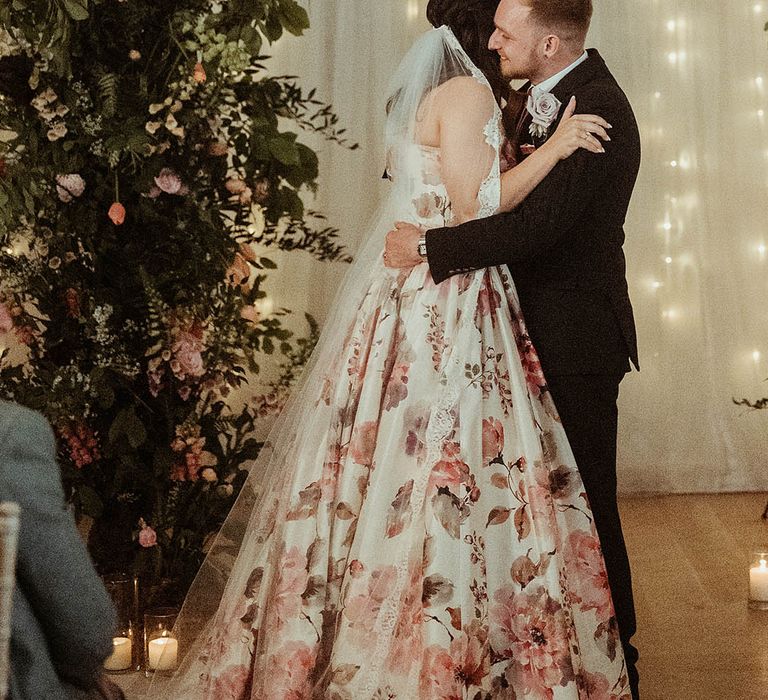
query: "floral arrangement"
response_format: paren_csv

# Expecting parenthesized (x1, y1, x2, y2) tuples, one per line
(0, 0, 354, 601)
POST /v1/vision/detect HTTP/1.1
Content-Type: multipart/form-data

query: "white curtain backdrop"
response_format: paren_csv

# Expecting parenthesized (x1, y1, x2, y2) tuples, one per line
(262, 1, 768, 494)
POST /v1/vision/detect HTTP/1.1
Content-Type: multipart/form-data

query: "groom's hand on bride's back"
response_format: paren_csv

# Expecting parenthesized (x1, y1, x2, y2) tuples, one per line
(384, 222, 423, 268)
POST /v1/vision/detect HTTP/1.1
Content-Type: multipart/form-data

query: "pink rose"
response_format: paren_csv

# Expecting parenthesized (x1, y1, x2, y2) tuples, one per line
(490, 585, 574, 691)
(55, 174, 85, 203)
(211, 665, 249, 700)
(257, 641, 316, 699)
(526, 91, 562, 138)
(139, 524, 157, 548)
(154, 168, 187, 195)
(564, 529, 614, 621)
(349, 421, 378, 466)
(171, 326, 205, 380)
(482, 417, 504, 465)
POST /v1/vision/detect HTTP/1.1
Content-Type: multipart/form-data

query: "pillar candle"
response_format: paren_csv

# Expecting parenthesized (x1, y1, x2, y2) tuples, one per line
(104, 637, 132, 672)
(148, 636, 178, 671)
(749, 557, 768, 602)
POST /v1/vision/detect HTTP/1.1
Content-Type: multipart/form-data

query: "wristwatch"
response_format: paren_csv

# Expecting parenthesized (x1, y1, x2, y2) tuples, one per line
(417, 233, 428, 261)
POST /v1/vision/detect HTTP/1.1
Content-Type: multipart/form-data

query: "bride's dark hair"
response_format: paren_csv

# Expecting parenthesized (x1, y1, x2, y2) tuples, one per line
(426, 0, 508, 102)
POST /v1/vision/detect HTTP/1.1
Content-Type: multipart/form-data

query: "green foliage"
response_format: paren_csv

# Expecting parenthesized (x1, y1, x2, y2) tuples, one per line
(0, 0, 354, 599)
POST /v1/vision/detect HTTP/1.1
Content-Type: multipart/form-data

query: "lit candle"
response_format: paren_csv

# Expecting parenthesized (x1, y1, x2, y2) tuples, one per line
(749, 558, 768, 603)
(104, 637, 132, 672)
(148, 635, 178, 671)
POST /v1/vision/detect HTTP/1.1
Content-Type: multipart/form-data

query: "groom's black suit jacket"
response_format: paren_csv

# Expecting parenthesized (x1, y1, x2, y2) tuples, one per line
(425, 50, 641, 377)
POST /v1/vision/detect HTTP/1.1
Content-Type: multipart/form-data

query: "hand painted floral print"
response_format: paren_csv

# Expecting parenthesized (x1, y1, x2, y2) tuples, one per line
(170, 141, 630, 700)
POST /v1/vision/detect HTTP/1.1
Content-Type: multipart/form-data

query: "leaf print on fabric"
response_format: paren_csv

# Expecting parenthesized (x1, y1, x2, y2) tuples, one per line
(514, 505, 531, 541)
(245, 567, 264, 598)
(466, 348, 514, 415)
(335, 502, 356, 520)
(544, 464, 580, 500)
(404, 404, 430, 459)
(517, 325, 548, 398)
(594, 618, 621, 663)
(540, 430, 558, 464)
(383, 362, 410, 410)
(482, 417, 504, 466)
(422, 574, 455, 608)
(350, 421, 378, 466)
(302, 575, 326, 602)
(386, 480, 414, 538)
(265, 546, 309, 632)
(432, 487, 463, 539)
(486, 507, 512, 527)
(424, 304, 447, 372)
(286, 481, 321, 521)
(475, 274, 503, 328)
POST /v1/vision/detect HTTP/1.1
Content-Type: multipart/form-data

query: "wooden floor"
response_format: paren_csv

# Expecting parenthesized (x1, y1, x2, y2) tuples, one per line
(621, 493, 768, 700)
(117, 493, 768, 699)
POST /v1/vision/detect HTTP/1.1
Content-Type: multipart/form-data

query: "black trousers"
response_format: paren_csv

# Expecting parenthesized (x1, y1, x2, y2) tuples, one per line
(546, 373, 640, 700)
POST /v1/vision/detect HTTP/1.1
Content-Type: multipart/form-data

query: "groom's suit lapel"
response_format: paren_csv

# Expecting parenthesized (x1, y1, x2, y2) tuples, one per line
(538, 49, 607, 148)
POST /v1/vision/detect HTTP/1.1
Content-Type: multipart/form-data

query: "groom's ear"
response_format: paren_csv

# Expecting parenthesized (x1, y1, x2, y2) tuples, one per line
(541, 34, 561, 59)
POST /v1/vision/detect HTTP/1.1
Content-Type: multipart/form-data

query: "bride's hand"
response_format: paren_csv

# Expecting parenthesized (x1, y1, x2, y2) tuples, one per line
(544, 97, 612, 161)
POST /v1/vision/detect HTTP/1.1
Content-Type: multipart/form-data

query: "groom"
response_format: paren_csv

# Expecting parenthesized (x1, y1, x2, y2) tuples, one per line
(384, 0, 641, 696)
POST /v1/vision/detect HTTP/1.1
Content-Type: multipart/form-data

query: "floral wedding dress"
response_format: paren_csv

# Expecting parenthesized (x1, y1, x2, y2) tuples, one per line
(155, 26, 631, 700)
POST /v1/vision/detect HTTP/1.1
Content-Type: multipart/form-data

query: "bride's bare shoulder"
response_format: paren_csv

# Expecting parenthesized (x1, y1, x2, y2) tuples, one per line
(432, 75, 494, 104)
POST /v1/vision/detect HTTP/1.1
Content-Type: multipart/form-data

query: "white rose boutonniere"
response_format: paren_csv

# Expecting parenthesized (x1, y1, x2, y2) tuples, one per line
(527, 91, 562, 139)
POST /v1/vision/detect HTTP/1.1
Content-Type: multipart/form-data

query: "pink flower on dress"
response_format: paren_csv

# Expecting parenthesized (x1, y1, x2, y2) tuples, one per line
(261, 641, 316, 700)
(490, 585, 574, 691)
(386, 563, 424, 675)
(420, 646, 461, 700)
(420, 621, 489, 699)
(0, 303, 13, 333)
(565, 530, 614, 623)
(320, 441, 346, 502)
(349, 421, 378, 466)
(343, 565, 398, 648)
(481, 417, 504, 465)
(430, 441, 469, 493)
(518, 331, 547, 397)
(268, 546, 309, 631)
(476, 278, 502, 323)
(383, 363, 410, 410)
(413, 191, 444, 219)
(211, 664, 250, 700)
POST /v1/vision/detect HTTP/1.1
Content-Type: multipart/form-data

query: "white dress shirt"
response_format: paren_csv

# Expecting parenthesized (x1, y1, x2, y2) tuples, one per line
(531, 50, 589, 97)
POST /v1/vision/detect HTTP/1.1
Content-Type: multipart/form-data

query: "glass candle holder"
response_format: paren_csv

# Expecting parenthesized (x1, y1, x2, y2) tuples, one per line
(748, 549, 768, 611)
(144, 607, 179, 675)
(102, 574, 138, 673)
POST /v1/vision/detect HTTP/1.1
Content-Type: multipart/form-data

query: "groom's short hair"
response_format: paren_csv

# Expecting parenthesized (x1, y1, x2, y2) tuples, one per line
(524, 0, 593, 42)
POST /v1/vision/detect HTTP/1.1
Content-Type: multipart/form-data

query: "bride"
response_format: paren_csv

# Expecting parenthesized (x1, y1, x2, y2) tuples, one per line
(152, 1, 629, 698)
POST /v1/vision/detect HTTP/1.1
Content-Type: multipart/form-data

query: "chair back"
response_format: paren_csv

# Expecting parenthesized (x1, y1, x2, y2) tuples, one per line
(0, 503, 20, 700)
